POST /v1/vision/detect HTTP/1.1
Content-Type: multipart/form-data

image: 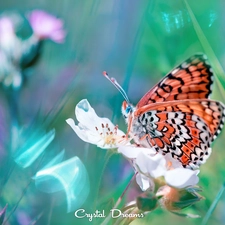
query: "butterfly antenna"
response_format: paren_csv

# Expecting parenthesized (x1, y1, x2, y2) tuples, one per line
(103, 71, 130, 103)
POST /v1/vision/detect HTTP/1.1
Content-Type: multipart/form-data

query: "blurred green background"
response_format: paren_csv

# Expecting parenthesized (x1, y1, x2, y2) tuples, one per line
(0, 0, 225, 224)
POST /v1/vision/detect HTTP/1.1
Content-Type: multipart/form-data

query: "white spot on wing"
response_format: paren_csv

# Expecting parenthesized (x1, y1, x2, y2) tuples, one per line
(180, 125, 188, 133)
(181, 62, 190, 68)
(200, 132, 209, 142)
(171, 68, 179, 75)
(168, 118, 183, 124)
(172, 146, 182, 156)
(175, 139, 181, 146)
(178, 136, 185, 143)
(195, 147, 203, 157)
(162, 126, 168, 132)
(182, 132, 191, 140)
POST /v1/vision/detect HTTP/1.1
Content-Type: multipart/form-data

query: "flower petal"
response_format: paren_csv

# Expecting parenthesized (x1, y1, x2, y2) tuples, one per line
(118, 145, 156, 159)
(164, 154, 183, 169)
(28, 10, 66, 42)
(136, 152, 166, 178)
(66, 118, 120, 149)
(136, 173, 151, 191)
(75, 99, 102, 132)
(165, 168, 199, 189)
(67, 99, 127, 149)
(66, 119, 89, 141)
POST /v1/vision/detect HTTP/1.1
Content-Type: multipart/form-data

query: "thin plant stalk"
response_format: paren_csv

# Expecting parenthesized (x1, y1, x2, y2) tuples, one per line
(28, 211, 44, 225)
(0, 90, 20, 197)
(47, 197, 54, 225)
(101, 172, 137, 225)
(201, 183, 225, 225)
(3, 179, 32, 225)
(3, 153, 46, 224)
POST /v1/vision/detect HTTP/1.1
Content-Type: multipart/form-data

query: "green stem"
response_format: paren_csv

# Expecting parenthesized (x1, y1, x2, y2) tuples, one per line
(114, 204, 137, 225)
(201, 183, 225, 225)
(29, 211, 44, 225)
(3, 180, 32, 225)
(0, 90, 20, 197)
(100, 172, 136, 225)
(2, 151, 46, 224)
(93, 150, 114, 210)
(47, 197, 54, 225)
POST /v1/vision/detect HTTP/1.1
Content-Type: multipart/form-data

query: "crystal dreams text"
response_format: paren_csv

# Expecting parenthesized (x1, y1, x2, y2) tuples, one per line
(74, 209, 144, 221)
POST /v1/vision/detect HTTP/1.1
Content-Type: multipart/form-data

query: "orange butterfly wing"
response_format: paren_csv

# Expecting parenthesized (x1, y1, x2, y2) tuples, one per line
(127, 53, 225, 167)
(137, 54, 213, 108)
(133, 100, 225, 167)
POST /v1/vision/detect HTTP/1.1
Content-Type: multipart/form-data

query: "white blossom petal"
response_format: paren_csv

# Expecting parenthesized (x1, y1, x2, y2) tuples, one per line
(164, 154, 183, 169)
(136, 173, 153, 191)
(75, 99, 101, 132)
(66, 118, 100, 144)
(136, 152, 166, 178)
(66, 119, 93, 144)
(66, 99, 126, 149)
(122, 145, 200, 190)
(164, 168, 199, 189)
(147, 154, 167, 178)
(118, 146, 156, 159)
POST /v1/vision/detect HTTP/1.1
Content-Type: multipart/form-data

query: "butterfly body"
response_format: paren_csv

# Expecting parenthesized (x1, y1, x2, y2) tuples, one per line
(121, 54, 225, 168)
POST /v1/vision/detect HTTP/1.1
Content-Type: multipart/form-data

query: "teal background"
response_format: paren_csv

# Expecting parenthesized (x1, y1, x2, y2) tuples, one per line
(0, 0, 225, 225)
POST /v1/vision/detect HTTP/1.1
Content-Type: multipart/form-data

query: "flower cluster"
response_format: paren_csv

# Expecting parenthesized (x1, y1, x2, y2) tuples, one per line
(118, 146, 199, 191)
(0, 10, 65, 90)
(67, 99, 203, 220)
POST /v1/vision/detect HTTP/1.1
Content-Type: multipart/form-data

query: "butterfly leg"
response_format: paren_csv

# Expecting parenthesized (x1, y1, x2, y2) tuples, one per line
(126, 116, 133, 139)
(139, 133, 157, 149)
(139, 134, 150, 141)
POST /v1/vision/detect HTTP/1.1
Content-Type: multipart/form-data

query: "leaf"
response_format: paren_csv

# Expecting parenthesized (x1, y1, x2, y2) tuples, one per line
(173, 188, 203, 209)
(136, 192, 158, 211)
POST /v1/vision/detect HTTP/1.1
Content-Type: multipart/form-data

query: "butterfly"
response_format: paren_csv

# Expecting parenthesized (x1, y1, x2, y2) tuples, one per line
(103, 54, 225, 168)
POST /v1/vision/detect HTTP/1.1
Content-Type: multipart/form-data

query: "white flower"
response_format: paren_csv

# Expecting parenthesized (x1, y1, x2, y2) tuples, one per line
(66, 99, 127, 149)
(118, 146, 199, 190)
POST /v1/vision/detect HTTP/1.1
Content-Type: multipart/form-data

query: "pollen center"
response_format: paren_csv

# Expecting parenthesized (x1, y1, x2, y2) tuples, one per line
(95, 123, 125, 147)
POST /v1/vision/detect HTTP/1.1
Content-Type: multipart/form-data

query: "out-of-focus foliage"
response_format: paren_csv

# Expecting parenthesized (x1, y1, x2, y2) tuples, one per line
(0, 0, 225, 225)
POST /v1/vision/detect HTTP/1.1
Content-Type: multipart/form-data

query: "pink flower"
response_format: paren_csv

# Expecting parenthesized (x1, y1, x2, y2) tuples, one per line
(0, 17, 14, 36)
(28, 10, 66, 43)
